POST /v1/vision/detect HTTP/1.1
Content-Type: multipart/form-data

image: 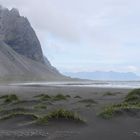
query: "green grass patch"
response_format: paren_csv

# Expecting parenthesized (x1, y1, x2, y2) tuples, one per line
(79, 99, 97, 104)
(99, 89, 140, 119)
(124, 89, 140, 104)
(74, 95, 82, 99)
(34, 94, 51, 101)
(0, 107, 28, 114)
(99, 103, 140, 119)
(52, 94, 67, 101)
(34, 103, 47, 110)
(37, 109, 85, 124)
(103, 92, 115, 96)
(34, 94, 70, 101)
(0, 94, 19, 103)
(66, 95, 71, 98)
(0, 112, 39, 121)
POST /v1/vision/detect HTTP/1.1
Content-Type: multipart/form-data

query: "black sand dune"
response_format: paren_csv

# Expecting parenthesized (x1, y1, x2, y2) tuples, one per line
(0, 85, 139, 140)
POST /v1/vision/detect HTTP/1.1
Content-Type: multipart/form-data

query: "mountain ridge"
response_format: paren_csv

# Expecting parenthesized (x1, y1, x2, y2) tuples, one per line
(64, 71, 140, 81)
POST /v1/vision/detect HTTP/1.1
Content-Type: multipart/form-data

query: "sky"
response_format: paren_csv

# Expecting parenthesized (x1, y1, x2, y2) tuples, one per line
(0, 0, 140, 75)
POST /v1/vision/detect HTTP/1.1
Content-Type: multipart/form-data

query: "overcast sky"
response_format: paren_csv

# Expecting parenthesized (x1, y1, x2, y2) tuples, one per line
(0, 0, 140, 75)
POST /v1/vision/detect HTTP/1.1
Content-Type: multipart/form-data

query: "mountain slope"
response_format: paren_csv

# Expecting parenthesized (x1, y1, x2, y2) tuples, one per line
(0, 7, 44, 63)
(0, 41, 66, 81)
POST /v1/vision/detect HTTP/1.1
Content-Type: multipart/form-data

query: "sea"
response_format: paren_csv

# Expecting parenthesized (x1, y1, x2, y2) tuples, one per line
(12, 81, 140, 89)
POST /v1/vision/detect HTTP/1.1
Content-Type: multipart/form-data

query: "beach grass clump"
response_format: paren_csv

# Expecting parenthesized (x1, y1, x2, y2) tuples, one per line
(0, 107, 27, 114)
(99, 89, 140, 119)
(34, 93, 70, 102)
(74, 95, 82, 99)
(66, 95, 71, 98)
(79, 99, 97, 104)
(0, 112, 39, 121)
(103, 92, 115, 96)
(99, 105, 117, 119)
(0, 95, 9, 99)
(34, 103, 47, 110)
(52, 94, 67, 101)
(99, 103, 140, 119)
(124, 89, 140, 104)
(0, 94, 19, 103)
(34, 94, 51, 101)
(38, 109, 85, 124)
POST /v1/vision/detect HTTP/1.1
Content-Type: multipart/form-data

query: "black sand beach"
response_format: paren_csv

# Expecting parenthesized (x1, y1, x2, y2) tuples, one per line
(0, 84, 139, 140)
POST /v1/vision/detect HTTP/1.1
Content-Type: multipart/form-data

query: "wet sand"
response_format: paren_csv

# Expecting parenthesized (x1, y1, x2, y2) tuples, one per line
(0, 84, 139, 140)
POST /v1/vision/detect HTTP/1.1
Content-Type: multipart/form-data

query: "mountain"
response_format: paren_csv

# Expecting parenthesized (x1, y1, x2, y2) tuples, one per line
(64, 71, 140, 81)
(0, 7, 45, 63)
(0, 6, 67, 82)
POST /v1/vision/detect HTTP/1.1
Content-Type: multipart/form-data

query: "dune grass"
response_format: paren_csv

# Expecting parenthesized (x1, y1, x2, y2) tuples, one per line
(0, 112, 39, 121)
(37, 109, 85, 124)
(0, 108, 85, 125)
(0, 94, 19, 103)
(99, 89, 140, 119)
(34, 103, 47, 110)
(0, 107, 28, 114)
(66, 95, 71, 98)
(34, 93, 69, 101)
(74, 95, 82, 99)
(52, 94, 68, 101)
(0, 94, 86, 125)
(103, 92, 115, 96)
(34, 94, 51, 101)
(79, 99, 97, 104)
(124, 88, 140, 104)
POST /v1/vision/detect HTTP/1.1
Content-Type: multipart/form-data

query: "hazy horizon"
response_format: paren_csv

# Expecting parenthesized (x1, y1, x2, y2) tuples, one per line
(0, 0, 140, 76)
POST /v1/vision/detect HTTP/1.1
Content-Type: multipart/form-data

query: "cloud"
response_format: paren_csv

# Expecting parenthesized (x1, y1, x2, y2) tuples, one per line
(1, 0, 140, 45)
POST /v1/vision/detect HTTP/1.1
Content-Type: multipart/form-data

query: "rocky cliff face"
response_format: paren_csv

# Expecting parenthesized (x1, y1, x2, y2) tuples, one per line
(0, 6, 44, 63)
(0, 41, 66, 81)
(0, 6, 67, 81)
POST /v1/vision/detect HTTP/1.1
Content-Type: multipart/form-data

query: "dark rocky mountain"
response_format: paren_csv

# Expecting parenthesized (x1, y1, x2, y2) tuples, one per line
(0, 6, 67, 82)
(0, 6, 44, 63)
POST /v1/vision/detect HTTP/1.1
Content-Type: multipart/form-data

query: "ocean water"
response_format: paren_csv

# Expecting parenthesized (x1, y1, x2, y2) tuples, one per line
(12, 81, 140, 89)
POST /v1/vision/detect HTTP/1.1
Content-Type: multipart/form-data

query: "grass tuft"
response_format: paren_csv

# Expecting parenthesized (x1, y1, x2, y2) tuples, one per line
(34, 103, 47, 110)
(98, 103, 140, 119)
(0, 94, 19, 103)
(74, 95, 82, 99)
(124, 89, 140, 104)
(99, 89, 140, 119)
(103, 92, 115, 96)
(37, 109, 85, 124)
(52, 94, 67, 101)
(66, 95, 71, 98)
(0, 112, 39, 121)
(79, 99, 97, 104)
(34, 94, 51, 101)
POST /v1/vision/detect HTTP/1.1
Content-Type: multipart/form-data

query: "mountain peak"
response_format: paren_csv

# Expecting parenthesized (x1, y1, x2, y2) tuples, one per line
(10, 8, 20, 17)
(0, 6, 44, 63)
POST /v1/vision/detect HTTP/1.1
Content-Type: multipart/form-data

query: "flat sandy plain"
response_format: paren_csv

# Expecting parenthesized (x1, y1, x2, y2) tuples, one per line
(0, 84, 139, 140)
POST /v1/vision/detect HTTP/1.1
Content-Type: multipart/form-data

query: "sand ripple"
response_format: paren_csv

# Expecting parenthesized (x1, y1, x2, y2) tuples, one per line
(0, 129, 48, 137)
